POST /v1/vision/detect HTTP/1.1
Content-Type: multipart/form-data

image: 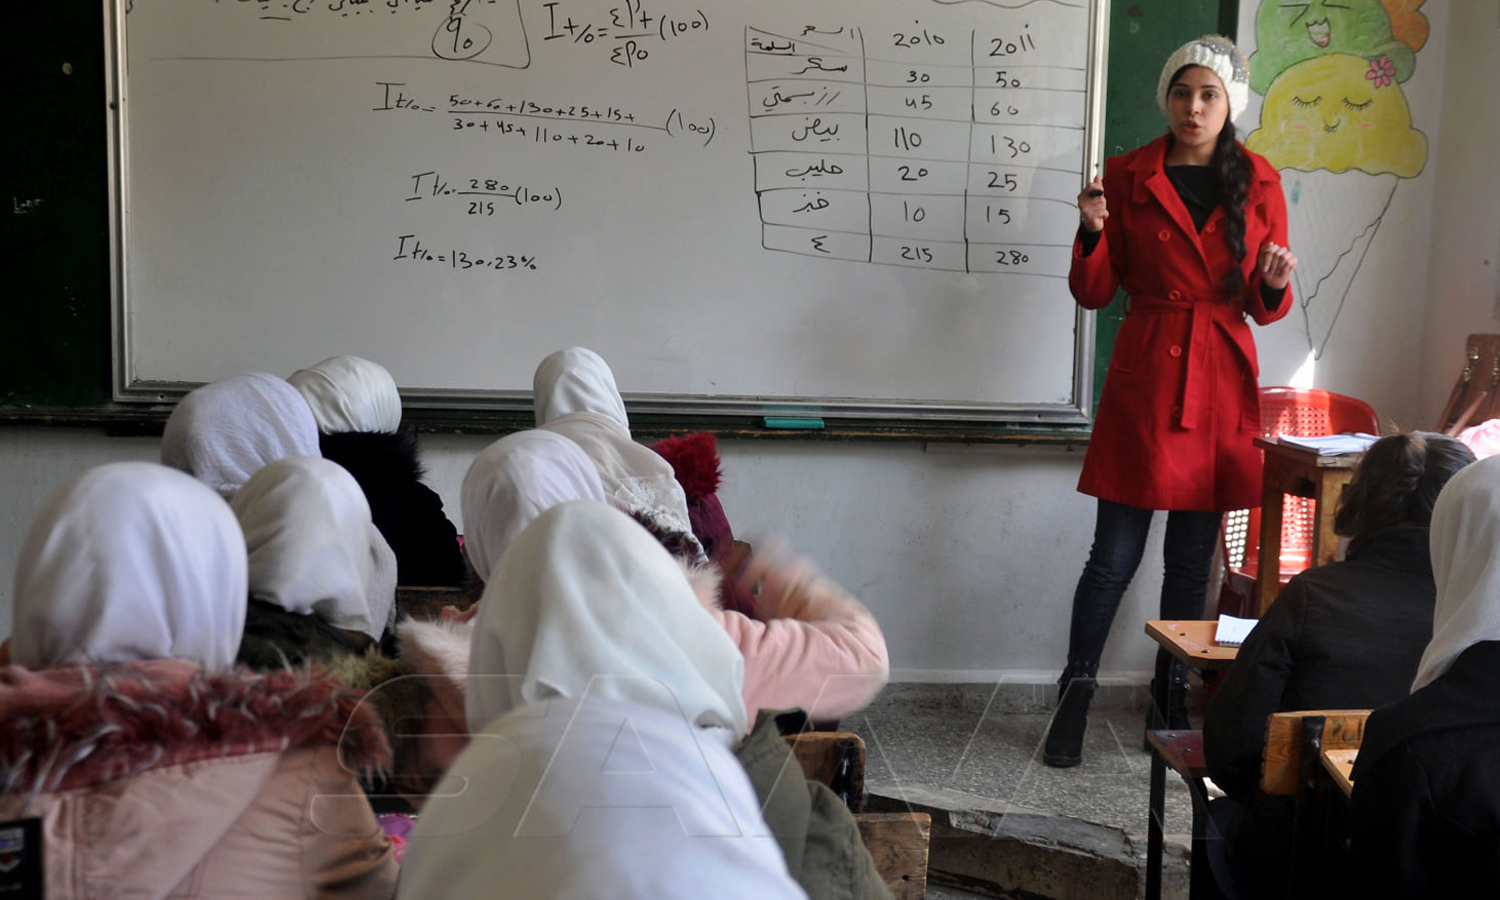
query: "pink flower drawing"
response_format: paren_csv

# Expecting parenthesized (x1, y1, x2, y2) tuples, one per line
(1365, 55, 1396, 89)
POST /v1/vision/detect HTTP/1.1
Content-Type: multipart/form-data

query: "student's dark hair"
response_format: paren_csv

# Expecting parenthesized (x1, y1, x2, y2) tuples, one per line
(1169, 64, 1251, 303)
(1334, 432, 1477, 542)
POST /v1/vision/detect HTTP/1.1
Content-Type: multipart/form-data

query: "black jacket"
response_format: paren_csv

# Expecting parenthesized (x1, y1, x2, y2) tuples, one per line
(1349, 640, 1500, 898)
(320, 431, 467, 586)
(1200, 526, 1437, 898)
(1205, 525, 1438, 801)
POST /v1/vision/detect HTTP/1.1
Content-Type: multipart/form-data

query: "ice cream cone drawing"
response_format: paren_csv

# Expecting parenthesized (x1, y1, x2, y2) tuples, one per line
(1247, 0, 1419, 94)
(1246, 51, 1427, 357)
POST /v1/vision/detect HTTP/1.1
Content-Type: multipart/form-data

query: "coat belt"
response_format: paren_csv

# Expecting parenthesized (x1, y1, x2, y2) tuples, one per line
(1129, 295, 1254, 431)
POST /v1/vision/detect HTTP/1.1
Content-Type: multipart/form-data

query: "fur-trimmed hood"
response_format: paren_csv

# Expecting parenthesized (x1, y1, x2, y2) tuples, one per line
(319, 430, 426, 485)
(0, 658, 390, 798)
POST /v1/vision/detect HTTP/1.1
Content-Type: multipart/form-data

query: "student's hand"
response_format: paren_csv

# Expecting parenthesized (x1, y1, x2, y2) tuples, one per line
(1077, 176, 1107, 233)
(1259, 241, 1298, 290)
(733, 538, 816, 618)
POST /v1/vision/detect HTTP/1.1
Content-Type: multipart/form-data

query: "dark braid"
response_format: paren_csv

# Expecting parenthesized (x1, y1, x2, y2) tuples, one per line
(1212, 121, 1250, 302)
(1334, 432, 1476, 543)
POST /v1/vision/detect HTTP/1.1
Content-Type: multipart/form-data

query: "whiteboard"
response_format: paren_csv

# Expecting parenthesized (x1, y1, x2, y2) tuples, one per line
(108, 0, 1107, 422)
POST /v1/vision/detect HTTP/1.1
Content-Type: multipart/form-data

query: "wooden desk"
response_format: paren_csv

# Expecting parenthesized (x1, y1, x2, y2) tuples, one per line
(1145, 620, 1240, 671)
(1322, 748, 1357, 799)
(1253, 437, 1362, 615)
(1141, 622, 1237, 900)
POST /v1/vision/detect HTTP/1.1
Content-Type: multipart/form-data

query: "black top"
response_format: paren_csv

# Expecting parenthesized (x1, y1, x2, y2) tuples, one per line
(319, 430, 468, 587)
(1349, 640, 1500, 898)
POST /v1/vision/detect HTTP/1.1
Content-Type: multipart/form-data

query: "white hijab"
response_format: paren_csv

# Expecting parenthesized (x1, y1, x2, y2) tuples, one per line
(161, 372, 321, 498)
(460, 429, 605, 583)
(1415, 454, 1500, 690)
(396, 698, 805, 900)
(287, 355, 402, 435)
(465, 501, 747, 740)
(533, 350, 698, 553)
(11, 462, 247, 671)
(533, 346, 630, 427)
(230, 457, 397, 641)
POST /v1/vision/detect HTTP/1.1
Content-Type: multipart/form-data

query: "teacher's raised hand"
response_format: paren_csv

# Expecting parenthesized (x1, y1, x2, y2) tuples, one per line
(1258, 241, 1298, 290)
(1077, 175, 1107, 233)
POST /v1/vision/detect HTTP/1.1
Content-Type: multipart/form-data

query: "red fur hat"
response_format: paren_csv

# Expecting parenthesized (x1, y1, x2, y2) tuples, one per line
(651, 431, 736, 570)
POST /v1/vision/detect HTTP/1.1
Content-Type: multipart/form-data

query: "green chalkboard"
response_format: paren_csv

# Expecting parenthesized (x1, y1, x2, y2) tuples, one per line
(1, 0, 1236, 440)
(2, 1, 113, 411)
(1092, 0, 1239, 409)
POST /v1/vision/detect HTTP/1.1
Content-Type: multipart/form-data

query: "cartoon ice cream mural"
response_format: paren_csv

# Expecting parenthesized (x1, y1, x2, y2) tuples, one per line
(1248, 0, 1416, 94)
(1248, 54, 1426, 177)
(1243, 0, 1428, 357)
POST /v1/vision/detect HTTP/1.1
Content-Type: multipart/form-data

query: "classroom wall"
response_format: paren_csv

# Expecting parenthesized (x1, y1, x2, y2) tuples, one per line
(4, 0, 1492, 684)
(1418, 1, 1500, 417)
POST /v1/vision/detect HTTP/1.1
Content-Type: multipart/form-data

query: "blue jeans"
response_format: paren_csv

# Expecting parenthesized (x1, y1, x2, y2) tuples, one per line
(1063, 499, 1223, 678)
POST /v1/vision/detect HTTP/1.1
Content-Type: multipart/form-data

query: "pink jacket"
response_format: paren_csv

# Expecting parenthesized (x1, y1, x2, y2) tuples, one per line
(696, 564, 890, 725)
(0, 660, 397, 900)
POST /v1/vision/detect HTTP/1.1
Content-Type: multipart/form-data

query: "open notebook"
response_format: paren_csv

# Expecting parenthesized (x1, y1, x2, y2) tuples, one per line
(1214, 614, 1257, 648)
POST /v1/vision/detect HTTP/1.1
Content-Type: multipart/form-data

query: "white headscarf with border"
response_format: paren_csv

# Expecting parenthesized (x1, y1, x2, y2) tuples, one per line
(533, 349, 699, 555)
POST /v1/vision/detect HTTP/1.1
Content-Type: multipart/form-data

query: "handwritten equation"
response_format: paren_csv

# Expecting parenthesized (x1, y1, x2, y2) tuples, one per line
(393, 234, 540, 271)
(372, 81, 715, 149)
(541, 0, 709, 68)
(134, 0, 533, 68)
(405, 171, 564, 215)
(747, 14, 1089, 276)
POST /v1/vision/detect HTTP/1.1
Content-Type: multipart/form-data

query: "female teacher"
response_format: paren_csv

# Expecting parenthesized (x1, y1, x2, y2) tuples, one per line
(1043, 36, 1297, 768)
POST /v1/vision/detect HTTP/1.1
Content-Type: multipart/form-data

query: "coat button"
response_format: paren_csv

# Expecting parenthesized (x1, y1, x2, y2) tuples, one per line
(1206, 223, 1217, 233)
(1173, 405, 1183, 416)
(1168, 290, 1182, 301)
(1158, 229, 1171, 241)
(1169, 345, 1183, 357)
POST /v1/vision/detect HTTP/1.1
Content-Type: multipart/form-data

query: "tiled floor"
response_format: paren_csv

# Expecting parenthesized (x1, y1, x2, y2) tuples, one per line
(839, 681, 1201, 899)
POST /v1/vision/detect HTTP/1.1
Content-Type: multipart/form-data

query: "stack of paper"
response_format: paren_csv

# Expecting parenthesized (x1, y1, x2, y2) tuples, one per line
(1214, 614, 1257, 648)
(1276, 433, 1380, 455)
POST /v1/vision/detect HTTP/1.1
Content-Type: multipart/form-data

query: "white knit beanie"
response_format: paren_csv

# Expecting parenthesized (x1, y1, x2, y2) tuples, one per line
(1157, 35, 1250, 122)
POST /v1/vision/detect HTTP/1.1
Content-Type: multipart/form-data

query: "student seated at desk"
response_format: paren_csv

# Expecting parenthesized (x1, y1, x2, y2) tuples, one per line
(1349, 453, 1500, 896)
(0, 463, 397, 899)
(161, 371, 321, 498)
(533, 346, 706, 560)
(1202, 432, 1474, 898)
(289, 356, 467, 586)
(230, 457, 398, 669)
(411, 429, 889, 733)
(395, 502, 815, 900)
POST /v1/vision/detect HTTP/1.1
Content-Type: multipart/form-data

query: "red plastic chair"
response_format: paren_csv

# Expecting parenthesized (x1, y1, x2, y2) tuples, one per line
(1219, 388, 1380, 618)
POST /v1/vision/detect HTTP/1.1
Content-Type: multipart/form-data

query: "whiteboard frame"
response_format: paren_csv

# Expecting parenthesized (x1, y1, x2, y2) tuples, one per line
(105, 0, 1110, 426)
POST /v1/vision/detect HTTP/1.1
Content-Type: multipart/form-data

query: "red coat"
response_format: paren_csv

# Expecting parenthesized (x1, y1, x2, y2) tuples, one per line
(1070, 135, 1291, 511)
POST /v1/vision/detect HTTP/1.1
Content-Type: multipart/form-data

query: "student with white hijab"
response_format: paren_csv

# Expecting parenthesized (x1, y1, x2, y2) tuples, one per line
(160, 372, 322, 499)
(0, 462, 398, 899)
(459, 428, 606, 583)
(396, 501, 805, 900)
(230, 456, 398, 668)
(7, 462, 248, 671)
(533, 347, 704, 558)
(289, 355, 466, 585)
(431, 427, 889, 726)
(1349, 453, 1500, 894)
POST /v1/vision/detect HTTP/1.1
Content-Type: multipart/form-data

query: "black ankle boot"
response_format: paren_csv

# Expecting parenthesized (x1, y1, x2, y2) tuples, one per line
(1043, 675, 1097, 768)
